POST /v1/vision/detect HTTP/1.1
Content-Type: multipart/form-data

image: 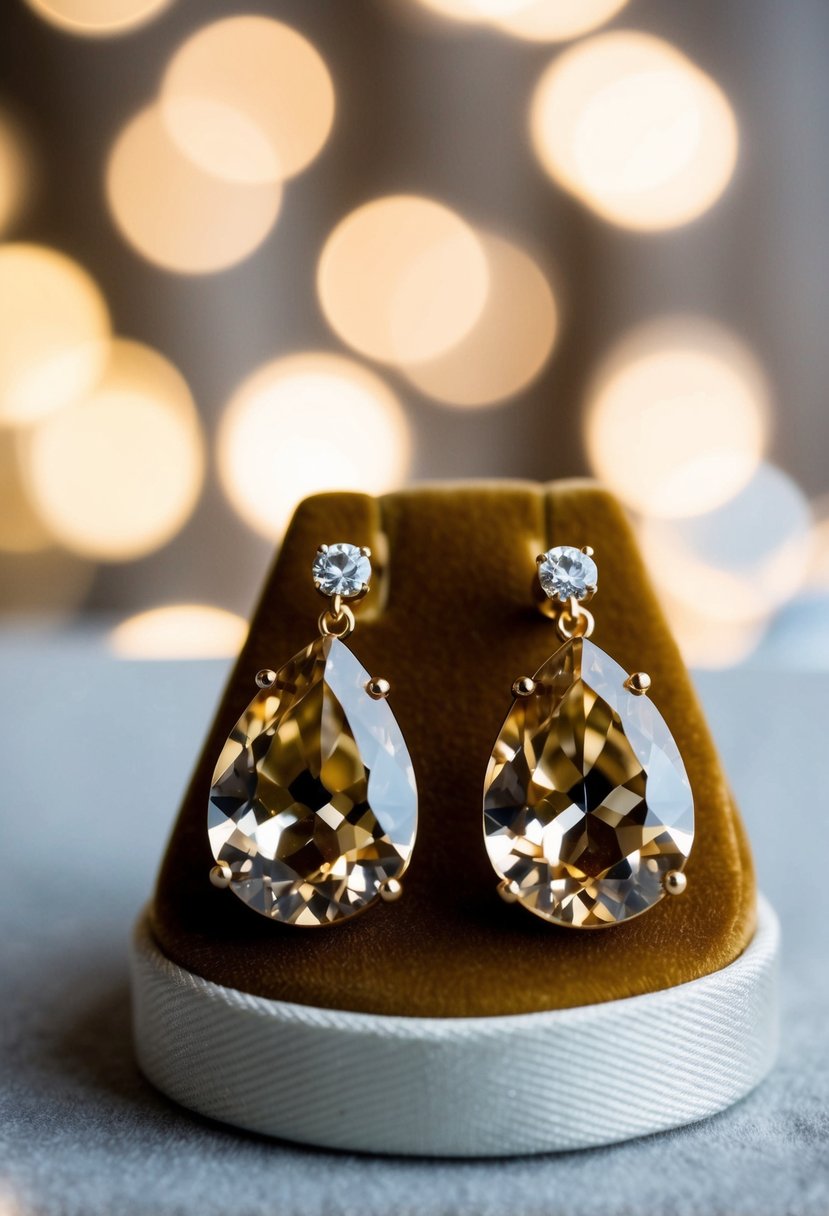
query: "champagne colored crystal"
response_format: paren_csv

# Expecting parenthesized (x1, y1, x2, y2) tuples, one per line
(208, 635, 417, 926)
(483, 638, 693, 928)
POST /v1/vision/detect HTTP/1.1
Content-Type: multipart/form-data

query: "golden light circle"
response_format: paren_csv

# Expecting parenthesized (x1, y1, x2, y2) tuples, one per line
(160, 16, 335, 185)
(317, 195, 489, 365)
(106, 104, 281, 274)
(110, 604, 248, 659)
(493, 0, 629, 41)
(24, 0, 170, 36)
(0, 244, 110, 427)
(640, 463, 813, 624)
(402, 231, 557, 407)
(586, 318, 770, 519)
(218, 352, 411, 540)
(24, 339, 204, 561)
(530, 32, 738, 230)
(412, 0, 537, 22)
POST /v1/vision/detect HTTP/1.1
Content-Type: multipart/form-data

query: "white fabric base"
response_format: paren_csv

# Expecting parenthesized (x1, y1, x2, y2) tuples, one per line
(131, 897, 780, 1158)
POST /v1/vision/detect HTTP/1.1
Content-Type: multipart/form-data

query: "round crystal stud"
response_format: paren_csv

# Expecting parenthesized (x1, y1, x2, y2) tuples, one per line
(538, 545, 598, 603)
(312, 542, 371, 598)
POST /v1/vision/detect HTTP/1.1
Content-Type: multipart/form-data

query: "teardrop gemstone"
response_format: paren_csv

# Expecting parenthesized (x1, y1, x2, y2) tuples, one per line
(483, 638, 694, 928)
(208, 635, 417, 926)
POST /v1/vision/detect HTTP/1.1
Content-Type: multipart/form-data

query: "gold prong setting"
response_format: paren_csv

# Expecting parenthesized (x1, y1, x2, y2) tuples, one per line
(255, 668, 277, 689)
(512, 676, 537, 698)
(366, 676, 391, 700)
(664, 869, 688, 896)
(209, 861, 233, 889)
(625, 671, 652, 696)
(379, 878, 403, 902)
(312, 542, 372, 600)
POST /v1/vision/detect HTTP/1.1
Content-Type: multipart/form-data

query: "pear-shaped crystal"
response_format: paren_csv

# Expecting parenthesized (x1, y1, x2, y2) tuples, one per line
(208, 635, 417, 926)
(483, 638, 694, 928)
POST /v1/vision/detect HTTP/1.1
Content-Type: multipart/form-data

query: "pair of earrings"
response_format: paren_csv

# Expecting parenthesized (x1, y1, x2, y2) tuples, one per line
(208, 541, 694, 930)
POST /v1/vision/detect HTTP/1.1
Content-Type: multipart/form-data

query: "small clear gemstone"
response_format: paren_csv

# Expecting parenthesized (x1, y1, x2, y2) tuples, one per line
(538, 545, 597, 602)
(312, 543, 371, 598)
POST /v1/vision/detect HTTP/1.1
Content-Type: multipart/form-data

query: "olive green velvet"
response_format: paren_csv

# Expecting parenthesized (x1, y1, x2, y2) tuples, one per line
(151, 481, 756, 1018)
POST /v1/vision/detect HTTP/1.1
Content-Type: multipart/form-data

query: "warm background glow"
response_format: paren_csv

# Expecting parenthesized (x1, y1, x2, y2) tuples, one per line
(106, 105, 282, 274)
(160, 16, 335, 185)
(110, 604, 248, 659)
(401, 231, 558, 407)
(317, 195, 489, 364)
(586, 318, 770, 518)
(1, 0, 826, 674)
(218, 353, 411, 540)
(0, 244, 110, 426)
(23, 339, 204, 560)
(531, 32, 738, 230)
(411, 0, 628, 39)
(24, 0, 171, 36)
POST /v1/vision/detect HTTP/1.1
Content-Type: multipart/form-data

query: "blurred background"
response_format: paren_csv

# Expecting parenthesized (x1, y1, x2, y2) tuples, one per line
(1, 0, 828, 668)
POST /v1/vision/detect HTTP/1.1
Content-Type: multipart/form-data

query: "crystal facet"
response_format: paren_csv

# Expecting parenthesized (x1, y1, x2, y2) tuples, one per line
(538, 546, 598, 602)
(483, 638, 693, 928)
(208, 635, 417, 925)
(312, 543, 371, 597)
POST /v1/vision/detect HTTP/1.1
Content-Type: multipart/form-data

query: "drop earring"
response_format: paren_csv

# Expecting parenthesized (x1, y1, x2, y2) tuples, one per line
(207, 542, 418, 926)
(483, 545, 694, 929)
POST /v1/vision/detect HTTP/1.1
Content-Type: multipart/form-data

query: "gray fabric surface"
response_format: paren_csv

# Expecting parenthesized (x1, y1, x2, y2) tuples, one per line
(1, 632, 827, 1216)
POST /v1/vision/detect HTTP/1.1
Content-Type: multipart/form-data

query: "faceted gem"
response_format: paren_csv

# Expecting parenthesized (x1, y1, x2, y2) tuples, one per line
(483, 638, 693, 928)
(538, 545, 598, 602)
(312, 543, 371, 598)
(208, 635, 417, 926)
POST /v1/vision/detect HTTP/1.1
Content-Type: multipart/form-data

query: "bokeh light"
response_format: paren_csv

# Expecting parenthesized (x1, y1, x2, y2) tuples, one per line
(317, 195, 489, 364)
(412, 0, 627, 34)
(640, 463, 813, 624)
(0, 244, 110, 427)
(24, 0, 171, 36)
(24, 338, 204, 560)
(218, 353, 411, 540)
(530, 32, 738, 230)
(402, 230, 557, 407)
(106, 104, 281, 274)
(660, 592, 768, 670)
(492, 0, 629, 41)
(0, 113, 28, 236)
(110, 604, 248, 659)
(160, 16, 335, 186)
(586, 318, 770, 518)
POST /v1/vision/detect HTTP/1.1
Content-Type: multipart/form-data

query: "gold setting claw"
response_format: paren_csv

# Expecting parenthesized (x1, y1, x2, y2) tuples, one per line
(256, 668, 277, 689)
(664, 870, 688, 896)
(497, 878, 521, 904)
(379, 878, 403, 902)
(512, 676, 537, 697)
(625, 672, 652, 696)
(209, 862, 233, 889)
(366, 676, 391, 700)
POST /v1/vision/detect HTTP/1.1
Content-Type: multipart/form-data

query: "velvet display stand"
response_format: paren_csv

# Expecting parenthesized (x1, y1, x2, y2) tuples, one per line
(134, 481, 774, 1155)
(152, 480, 755, 1014)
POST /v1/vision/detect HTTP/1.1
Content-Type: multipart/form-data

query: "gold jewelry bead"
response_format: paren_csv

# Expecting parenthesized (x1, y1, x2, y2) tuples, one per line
(255, 669, 277, 689)
(379, 878, 403, 902)
(664, 870, 688, 896)
(512, 676, 537, 697)
(366, 677, 391, 700)
(209, 862, 233, 889)
(625, 671, 652, 696)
